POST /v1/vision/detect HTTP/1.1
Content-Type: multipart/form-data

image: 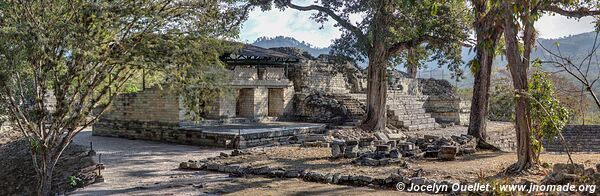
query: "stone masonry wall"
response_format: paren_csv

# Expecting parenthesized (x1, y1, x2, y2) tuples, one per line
(102, 87, 180, 123)
(423, 97, 471, 125)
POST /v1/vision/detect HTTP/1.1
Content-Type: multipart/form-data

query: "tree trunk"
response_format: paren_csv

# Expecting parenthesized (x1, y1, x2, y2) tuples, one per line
(36, 157, 55, 196)
(360, 1, 389, 132)
(407, 47, 418, 78)
(467, 48, 495, 149)
(503, 4, 534, 171)
(361, 43, 387, 131)
(467, 1, 502, 150)
(361, 52, 388, 132)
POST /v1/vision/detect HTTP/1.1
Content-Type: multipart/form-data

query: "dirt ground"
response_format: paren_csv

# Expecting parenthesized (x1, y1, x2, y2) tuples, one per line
(208, 146, 600, 183)
(67, 127, 598, 195)
(70, 128, 404, 195)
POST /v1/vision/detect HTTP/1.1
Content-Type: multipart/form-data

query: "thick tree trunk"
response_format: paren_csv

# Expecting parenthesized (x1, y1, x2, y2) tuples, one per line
(503, 4, 534, 171)
(360, 1, 389, 132)
(467, 6, 502, 149)
(361, 52, 388, 132)
(510, 71, 533, 171)
(467, 48, 495, 148)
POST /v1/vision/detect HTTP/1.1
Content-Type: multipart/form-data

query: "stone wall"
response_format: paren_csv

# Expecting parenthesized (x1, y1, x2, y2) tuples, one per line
(544, 125, 600, 152)
(93, 119, 326, 148)
(423, 97, 471, 125)
(287, 54, 365, 94)
(102, 87, 181, 123)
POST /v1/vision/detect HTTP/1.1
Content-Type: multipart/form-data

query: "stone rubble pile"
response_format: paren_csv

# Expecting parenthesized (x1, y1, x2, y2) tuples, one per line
(409, 134, 477, 160)
(330, 133, 478, 163)
(542, 163, 600, 187)
(181, 158, 457, 193)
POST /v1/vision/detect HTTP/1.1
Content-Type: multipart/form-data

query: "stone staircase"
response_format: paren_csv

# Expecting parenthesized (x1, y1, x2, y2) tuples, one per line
(386, 93, 440, 131)
(332, 94, 366, 126)
(333, 92, 440, 131)
(543, 125, 600, 153)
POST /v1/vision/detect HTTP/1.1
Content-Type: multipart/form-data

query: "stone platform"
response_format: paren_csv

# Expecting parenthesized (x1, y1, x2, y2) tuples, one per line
(92, 120, 326, 149)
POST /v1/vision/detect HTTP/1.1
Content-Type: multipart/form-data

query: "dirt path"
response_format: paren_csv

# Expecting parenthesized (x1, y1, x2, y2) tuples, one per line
(69, 128, 404, 195)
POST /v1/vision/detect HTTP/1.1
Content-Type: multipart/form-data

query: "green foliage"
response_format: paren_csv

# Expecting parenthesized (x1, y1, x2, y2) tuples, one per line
(67, 176, 78, 187)
(0, 0, 249, 193)
(528, 63, 571, 162)
(489, 81, 515, 122)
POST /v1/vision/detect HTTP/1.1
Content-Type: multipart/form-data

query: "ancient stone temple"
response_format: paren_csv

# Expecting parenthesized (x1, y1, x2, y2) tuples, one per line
(200, 44, 298, 120)
(93, 44, 472, 148)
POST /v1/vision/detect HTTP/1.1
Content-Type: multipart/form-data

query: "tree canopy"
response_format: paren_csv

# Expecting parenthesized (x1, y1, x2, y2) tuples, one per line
(0, 0, 249, 194)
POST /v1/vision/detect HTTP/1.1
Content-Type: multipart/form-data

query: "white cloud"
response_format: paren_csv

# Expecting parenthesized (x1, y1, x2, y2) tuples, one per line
(240, 9, 598, 47)
(535, 14, 596, 39)
(239, 8, 341, 48)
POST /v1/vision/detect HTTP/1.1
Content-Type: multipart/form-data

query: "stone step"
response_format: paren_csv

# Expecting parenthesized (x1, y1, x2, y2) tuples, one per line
(391, 118, 437, 127)
(388, 108, 427, 115)
(388, 113, 432, 120)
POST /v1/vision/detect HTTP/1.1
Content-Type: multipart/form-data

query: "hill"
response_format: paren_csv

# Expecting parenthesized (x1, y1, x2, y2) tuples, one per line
(251, 36, 331, 57)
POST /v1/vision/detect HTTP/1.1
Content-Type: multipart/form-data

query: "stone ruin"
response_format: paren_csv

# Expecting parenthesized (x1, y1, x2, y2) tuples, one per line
(92, 44, 472, 148)
(330, 133, 478, 164)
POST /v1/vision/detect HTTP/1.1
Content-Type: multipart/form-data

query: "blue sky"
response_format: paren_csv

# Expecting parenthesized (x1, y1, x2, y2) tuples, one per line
(239, 7, 597, 48)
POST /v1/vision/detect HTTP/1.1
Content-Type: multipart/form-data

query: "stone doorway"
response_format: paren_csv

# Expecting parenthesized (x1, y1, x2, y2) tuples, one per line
(268, 88, 284, 117)
(236, 88, 254, 118)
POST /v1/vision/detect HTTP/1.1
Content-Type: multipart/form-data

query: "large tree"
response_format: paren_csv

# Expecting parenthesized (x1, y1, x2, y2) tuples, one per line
(466, 0, 505, 149)
(270, 0, 469, 131)
(0, 0, 249, 194)
(500, 0, 600, 172)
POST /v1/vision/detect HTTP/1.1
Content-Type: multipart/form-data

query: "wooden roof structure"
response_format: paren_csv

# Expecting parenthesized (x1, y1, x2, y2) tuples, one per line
(220, 44, 300, 66)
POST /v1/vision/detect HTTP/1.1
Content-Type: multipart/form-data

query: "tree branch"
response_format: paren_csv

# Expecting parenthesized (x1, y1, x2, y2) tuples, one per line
(541, 5, 600, 18)
(284, 1, 367, 43)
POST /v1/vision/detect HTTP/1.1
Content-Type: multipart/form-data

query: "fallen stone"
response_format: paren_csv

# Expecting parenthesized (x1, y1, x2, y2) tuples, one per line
(331, 144, 342, 158)
(375, 132, 389, 143)
(219, 152, 229, 158)
(438, 146, 458, 161)
(332, 138, 346, 145)
(389, 149, 401, 159)
(346, 140, 359, 146)
(411, 177, 426, 185)
(284, 170, 301, 178)
(188, 162, 204, 170)
(424, 150, 439, 158)
(325, 173, 334, 183)
(357, 175, 373, 184)
(376, 145, 390, 152)
(179, 162, 190, 169)
(332, 173, 341, 183)
(553, 163, 584, 174)
(387, 140, 397, 148)
(364, 158, 379, 166)
(387, 133, 407, 141)
(461, 147, 477, 155)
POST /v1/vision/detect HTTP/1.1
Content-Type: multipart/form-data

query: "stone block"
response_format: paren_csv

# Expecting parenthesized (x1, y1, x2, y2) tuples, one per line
(438, 146, 457, 161)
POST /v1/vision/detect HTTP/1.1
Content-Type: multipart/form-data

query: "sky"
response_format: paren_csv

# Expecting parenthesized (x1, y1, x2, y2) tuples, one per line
(239, 7, 598, 48)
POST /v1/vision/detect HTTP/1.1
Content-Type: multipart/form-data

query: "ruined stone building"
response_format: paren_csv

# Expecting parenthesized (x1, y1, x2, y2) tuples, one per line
(93, 44, 471, 147)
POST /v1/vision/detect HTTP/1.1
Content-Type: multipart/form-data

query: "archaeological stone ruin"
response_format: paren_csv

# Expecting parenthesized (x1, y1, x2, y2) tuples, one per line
(93, 44, 477, 150)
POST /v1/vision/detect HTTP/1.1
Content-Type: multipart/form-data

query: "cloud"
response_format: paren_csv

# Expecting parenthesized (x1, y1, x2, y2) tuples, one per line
(535, 14, 596, 39)
(240, 9, 597, 47)
(239, 8, 341, 48)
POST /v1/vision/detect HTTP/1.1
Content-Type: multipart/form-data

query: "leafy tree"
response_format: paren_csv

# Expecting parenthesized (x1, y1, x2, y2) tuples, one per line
(466, 0, 505, 149)
(500, 0, 600, 172)
(0, 0, 249, 194)
(265, 0, 470, 131)
(527, 64, 570, 163)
